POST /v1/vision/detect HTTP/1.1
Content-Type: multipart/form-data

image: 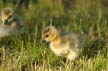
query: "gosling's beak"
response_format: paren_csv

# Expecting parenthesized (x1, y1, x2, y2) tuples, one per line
(39, 39, 49, 45)
(40, 39, 46, 44)
(4, 20, 8, 25)
(39, 36, 46, 44)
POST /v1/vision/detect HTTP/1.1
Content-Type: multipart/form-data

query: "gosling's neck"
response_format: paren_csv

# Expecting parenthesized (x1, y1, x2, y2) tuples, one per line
(51, 35, 61, 44)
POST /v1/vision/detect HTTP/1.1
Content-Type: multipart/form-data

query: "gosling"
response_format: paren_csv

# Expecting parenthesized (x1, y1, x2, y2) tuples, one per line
(0, 7, 24, 37)
(42, 26, 84, 61)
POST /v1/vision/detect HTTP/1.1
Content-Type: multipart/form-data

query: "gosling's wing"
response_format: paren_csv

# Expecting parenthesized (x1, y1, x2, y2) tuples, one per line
(62, 33, 84, 50)
(71, 33, 84, 48)
(61, 33, 77, 49)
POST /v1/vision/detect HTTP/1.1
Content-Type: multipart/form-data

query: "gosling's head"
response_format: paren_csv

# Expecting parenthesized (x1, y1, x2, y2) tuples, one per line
(42, 26, 60, 42)
(1, 8, 13, 22)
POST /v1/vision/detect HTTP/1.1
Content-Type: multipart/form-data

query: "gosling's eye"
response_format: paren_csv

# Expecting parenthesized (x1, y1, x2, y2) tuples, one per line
(45, 34, 49, 37)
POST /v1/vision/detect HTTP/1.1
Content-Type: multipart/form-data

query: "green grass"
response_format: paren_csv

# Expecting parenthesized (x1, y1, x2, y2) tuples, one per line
(0, 0, 108, 71)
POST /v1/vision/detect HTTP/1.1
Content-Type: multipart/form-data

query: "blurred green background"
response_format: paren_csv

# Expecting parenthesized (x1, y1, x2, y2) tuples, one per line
(0, 0, 108, 71)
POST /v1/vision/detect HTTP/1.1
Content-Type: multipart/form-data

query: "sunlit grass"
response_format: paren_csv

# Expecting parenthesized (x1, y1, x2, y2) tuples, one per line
(0, 0, 108, 71)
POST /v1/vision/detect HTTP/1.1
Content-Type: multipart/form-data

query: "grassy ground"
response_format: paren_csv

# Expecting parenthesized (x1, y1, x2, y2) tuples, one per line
(0, 0, 108, 71)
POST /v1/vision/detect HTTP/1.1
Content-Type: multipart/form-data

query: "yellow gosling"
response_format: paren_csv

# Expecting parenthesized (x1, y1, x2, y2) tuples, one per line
(42, 26, 84, 61)
(0, 8, 24, 37)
